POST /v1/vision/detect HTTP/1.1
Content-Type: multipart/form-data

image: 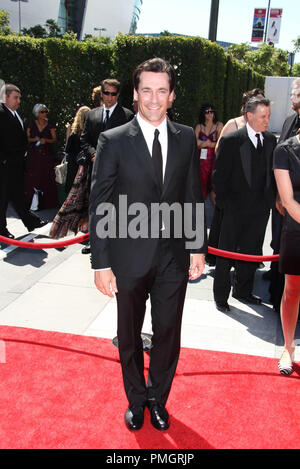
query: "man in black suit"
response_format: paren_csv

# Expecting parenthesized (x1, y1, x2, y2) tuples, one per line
(80, 78, 134, 254)
(89, 58, 206, 431)
(212, 97, 277, 312)
(0, 84, 47, 239)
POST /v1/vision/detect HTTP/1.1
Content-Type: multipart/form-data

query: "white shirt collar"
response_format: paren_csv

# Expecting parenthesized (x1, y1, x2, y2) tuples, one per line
(246, 122, 264, 148)
(136, 112, 167, 137)
(4, 105, 23, 127)
(103, 102, 118, 118)
(136, 113, 168, 177)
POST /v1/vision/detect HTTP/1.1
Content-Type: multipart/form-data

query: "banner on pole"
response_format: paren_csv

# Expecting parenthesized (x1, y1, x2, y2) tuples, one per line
(266, 8, 283, 44)
(251, 8, 266, 42)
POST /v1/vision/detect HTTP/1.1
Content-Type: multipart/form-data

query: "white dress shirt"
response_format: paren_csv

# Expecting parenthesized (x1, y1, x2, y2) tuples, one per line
(246, 122, 264, 148)
(103, 102, 118, 121)
(136, 112, 168, 179)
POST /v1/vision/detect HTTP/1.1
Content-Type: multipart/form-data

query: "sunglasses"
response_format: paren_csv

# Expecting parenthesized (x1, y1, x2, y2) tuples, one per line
(40, 110, 48, 113)
(102, 90, 118, 96)
(205, 110, 214, 114)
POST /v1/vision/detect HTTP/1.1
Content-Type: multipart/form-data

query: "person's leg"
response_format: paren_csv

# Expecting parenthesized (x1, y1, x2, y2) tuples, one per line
(116, 271, 152, 407)
(0, 163, 9, 232)
(280, 274, 300, 353)
(213, 256, 233, 304)
(147, 251, 188, 406)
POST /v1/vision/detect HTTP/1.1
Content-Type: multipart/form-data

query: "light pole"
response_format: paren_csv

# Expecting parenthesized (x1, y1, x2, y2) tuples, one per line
(263, 0, 271, 43)
(10, 0, 29, 34)
(94, 27, 107, 38)
(208, 0, 219, 42)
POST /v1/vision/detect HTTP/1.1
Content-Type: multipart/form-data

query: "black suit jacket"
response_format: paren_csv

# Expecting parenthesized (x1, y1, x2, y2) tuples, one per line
(212, 126, 277, 253)
(278, 112, 299, 144)
(213, 126, 277, 211)
(0, 103, 27, 164)
(89, 117, 206, 277)
(80, 103, 134, 159)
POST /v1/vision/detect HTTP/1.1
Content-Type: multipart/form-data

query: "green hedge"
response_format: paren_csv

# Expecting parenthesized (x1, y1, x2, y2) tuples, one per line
(0, 34, 264, 148)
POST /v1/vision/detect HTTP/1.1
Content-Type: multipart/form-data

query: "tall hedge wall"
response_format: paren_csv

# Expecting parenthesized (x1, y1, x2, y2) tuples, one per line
(0, 34, 264, 148)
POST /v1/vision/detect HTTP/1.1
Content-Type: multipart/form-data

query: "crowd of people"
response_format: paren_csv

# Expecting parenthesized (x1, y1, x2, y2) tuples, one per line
(0, 65, 299, 431)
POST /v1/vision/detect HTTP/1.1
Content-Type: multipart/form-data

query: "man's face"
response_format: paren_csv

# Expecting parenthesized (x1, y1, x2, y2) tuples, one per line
(134, 71, 174, 126)
(290, 86, 300, 113)
(101, 84, 119, 109)
(5, 91, 21, 111)
(247, 105, 270, 133)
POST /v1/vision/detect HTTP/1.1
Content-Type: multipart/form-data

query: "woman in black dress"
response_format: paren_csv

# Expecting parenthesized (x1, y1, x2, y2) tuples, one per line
(274, 132, 300, 375)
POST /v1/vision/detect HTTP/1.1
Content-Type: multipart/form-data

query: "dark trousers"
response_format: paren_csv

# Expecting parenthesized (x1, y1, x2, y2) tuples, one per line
(116, 239, 188, 407)
(213, 208, 269, 303)
(0, 161, 39, 231)
(213, 257, 258, 302)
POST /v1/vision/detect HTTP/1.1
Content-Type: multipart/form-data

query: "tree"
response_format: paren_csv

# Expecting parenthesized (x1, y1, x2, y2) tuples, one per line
(292, 36, 300, 54)
(45, 19, 61, 37)
(292, 62, 300, 77)
(227, 42, 252, 61)
(227, 41, 290, 76)
(0, 9, 13, 35)
(21, 24, 47, 38)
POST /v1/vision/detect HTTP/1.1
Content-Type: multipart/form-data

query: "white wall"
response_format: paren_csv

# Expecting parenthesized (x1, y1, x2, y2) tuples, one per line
(2, 0, 60, 32)
(265, 76, 300, 134)
(2, 0, 136, 37)
(81, 0, 135, 38)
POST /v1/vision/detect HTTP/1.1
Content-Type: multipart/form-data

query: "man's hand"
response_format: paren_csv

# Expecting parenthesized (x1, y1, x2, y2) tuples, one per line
(189, 253, 205, 280)
(94, 269, 118, 298)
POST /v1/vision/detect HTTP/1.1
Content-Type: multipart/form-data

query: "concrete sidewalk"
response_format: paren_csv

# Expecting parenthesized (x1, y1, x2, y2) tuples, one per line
(0, 202, 299, 362)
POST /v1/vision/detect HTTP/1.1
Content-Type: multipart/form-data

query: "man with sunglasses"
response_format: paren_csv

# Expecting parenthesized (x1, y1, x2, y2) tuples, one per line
(80, 78, 134, 254)
(0, 84, 48, 239)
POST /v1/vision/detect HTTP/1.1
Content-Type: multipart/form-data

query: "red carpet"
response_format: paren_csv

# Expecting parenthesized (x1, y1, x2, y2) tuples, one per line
(0, 325, 299, 449)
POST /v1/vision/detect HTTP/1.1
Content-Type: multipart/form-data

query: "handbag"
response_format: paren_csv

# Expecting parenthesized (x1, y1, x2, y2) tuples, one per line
(55, 153, 68, 184)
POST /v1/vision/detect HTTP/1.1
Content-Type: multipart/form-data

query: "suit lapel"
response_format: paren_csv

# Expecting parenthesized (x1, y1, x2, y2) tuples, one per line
(262, 132, 273, 189)
(162, 120, 181, 196)
(239, 126, 252, 188)
(128, 117, 159, 191)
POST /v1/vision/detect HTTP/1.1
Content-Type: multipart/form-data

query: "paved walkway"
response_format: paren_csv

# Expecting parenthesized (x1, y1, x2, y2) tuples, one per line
(1, 202, 299, 361)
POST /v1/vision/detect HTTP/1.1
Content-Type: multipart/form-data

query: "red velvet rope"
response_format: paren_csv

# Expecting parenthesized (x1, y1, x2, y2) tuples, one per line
(0, 233, 279, 261)
(0, 233, 89, 249)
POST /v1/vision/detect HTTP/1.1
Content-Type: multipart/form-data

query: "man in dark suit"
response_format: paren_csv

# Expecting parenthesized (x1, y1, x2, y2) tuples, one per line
(80, 78, 133, 254)
(0, 84, 47, 239)
(89, 58, 206, 431)
(212, 97, 277, 312)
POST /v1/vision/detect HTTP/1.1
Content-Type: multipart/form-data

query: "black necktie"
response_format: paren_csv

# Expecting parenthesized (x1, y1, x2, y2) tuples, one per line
(152, 129, 163, 190)
(103, 109, 110, 129)
(255, 133, 263, 153)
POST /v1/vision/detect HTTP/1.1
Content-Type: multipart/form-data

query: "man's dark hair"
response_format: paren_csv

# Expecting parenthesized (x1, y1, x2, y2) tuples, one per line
(133, 57, 175, 92)
(244, 96, 270, 115)
(240, 88, 265, 114)
(101, 78, 121, 93)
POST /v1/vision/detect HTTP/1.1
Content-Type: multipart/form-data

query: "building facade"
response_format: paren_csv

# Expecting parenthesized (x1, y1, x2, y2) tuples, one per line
(2, 0, 143, 39)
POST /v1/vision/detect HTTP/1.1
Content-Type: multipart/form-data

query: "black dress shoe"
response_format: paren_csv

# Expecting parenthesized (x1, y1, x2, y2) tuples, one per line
(147, 402, 169, 431)
(215, 301, 231, 312)
(27, 219, 49, 231)
(124, 405, 145, 431)
(81, 244, 91, 254)
(232, 293, 262, 305)
(0, 228, 15, 239)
